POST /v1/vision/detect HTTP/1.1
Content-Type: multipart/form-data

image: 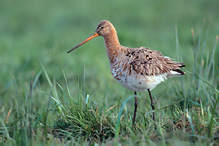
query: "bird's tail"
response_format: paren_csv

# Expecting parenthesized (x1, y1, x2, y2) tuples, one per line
(167, 63, 186, 78)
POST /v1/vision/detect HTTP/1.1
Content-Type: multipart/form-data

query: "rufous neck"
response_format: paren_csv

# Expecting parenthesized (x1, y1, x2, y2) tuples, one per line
(103, 31, 121, 56)
(103, 32, 121, 64)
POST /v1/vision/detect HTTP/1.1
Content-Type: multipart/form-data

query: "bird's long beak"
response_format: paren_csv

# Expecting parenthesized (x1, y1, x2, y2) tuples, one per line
(67, 31, 99, 53)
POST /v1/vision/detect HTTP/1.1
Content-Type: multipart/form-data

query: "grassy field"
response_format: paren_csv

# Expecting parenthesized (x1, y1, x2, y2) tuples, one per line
(0, 0, 218, 145)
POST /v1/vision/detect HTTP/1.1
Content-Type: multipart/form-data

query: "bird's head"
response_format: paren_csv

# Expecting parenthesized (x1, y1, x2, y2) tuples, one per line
(67, 20, 114, 53)
(95, 20, 113, 37)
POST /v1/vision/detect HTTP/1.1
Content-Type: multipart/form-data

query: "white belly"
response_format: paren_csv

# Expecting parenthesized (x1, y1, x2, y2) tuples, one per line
(111, 64, 167, 91)
(118, 74, 167, 91)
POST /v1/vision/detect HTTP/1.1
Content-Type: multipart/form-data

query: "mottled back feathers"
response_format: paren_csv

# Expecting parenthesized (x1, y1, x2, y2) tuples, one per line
(123, 47, 185, 76)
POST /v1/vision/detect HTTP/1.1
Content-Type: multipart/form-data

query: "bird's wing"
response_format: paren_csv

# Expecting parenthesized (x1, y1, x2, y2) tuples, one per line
(125, 47, 185, 76)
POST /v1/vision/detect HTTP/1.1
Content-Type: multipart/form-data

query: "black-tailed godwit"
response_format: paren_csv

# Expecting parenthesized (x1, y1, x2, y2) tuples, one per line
(67, 20, 186, 127)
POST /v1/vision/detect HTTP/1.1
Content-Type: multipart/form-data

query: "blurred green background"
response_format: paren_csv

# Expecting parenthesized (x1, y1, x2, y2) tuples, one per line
(0, 0, 218, 143)
(1, 0, 218, 107)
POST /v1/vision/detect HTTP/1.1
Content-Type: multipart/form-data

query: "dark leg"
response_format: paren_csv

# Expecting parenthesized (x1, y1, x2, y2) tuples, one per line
(132, 91, 138, 126)
(148, 89, 156, 127)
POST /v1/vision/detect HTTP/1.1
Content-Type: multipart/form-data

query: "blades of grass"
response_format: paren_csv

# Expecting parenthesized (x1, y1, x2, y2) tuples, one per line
(1, 119, 15, 142)
(189, 22, 205, 100)
(187, 28, 196, 100)
(115, 95, 136, 138)
(200, 99, 205, 123)
(188, 99, 200, 106)
(12, 76, 23, 130)
(25, 82, 29, 119)
(206, 36, 218, 77)
(53, 78, 59, 101)
(106, 105, 117, 112)
(193, 20, 205, 80)
(201, 81, 213, 107)
(28, 73, 34, 113)
(187, 71, 218, 93)
(77, 75, 81, 106)
(211, 59, 215, 82)
(41, 64, 52, 88)
(56, 81, 70, 109)
(175, 25, 186, 99)
(49, 95, 68, 113)
(1, 80, 13, 95)
(62, 69, 76, 111)
(32, 70, 42, 90)
(44, 94, 51, 138)
(41, 64, 64, 114)
(40, 91, 67, 115)
(208, 96, 218, 139)
(12, 76, 20, 107)
(77, 111, 83, 121)
(84, 64, 86, 99)
(41, 64, 58, 99)
(62, 69, 72, 99)
(204, 49, 210, 77)
(26, 79, 33, 143)
(186, 109, 195, 134)
(158, 120, 165, 146)
(4, 109, 11, 124)
(186, 135, 208, 140)
(197, 21, 209, 91)
(32, 115, 43, 128)
(191, 28, 197, 74)
(146, 97, 186, 115)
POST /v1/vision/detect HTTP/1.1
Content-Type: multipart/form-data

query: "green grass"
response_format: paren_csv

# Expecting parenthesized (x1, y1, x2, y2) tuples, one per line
(0, 0, 218, 145)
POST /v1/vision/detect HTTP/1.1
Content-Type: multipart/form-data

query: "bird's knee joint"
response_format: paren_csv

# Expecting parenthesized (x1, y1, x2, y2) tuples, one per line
(134, 101, 138, 106)
(151, 104, 155, 109)
(151, 102, 155, 108)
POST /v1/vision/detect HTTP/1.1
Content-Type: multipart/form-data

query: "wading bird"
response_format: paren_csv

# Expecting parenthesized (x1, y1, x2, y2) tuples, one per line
(67, 20, 185, 127)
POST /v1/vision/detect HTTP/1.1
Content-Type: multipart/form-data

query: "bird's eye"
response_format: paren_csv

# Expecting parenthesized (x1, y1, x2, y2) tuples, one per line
(101, 26, 104, 29)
